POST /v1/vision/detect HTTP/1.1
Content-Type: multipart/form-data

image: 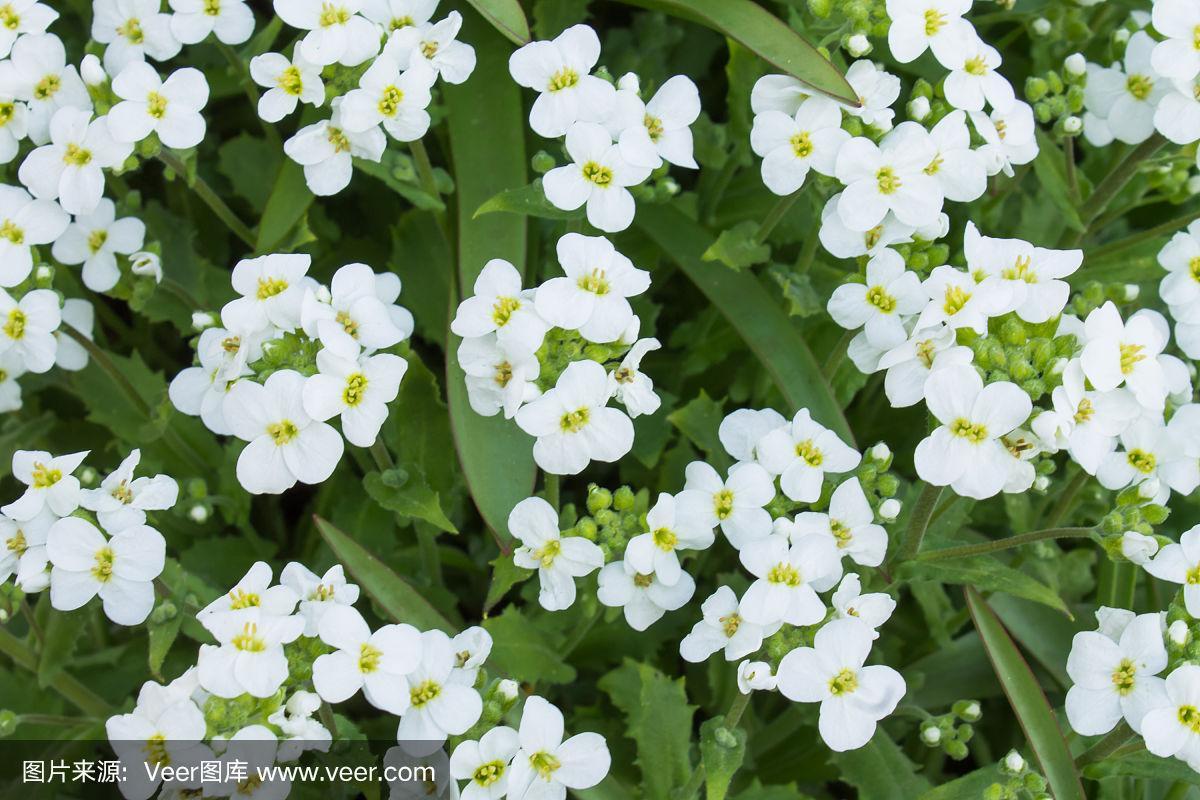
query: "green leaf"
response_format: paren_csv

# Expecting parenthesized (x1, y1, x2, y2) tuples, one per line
(637, 202, 852, 443)
(38, 608, 88, 689)
(702, 221, 771, 270)
(256, 159, 313, 253)
(612, 0, 856, 105)
(599, 660, 696, 800)
(533, 0, 590, 38)
(1082, 750, 1200, 785)
(355, 151, 450, 211)
(990, 594, 1087, 689)
(482, 606, 576, 684)
(897, 556, 1068, 614)
(668, 390, 729, 470)
(444, 11, 537, 546)
(965, 587, 1085, 800)
(700, 717, 747, 800)
(363, 471, 458, 534)
(474, 179, 584, 221)
(314, 515, 456, 632)
(217, 133, 282, 208)
(829, 731, 930, 800)
(148, 613, 183, 680)
(463, 0, 530, 46)
(1032, 130, 1085, 233)
(484, 553, 534, 613)
(916, 765, 1003, 799)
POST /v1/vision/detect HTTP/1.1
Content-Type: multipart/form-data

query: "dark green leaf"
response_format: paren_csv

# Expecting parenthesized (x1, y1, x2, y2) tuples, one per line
(668, 390, 729, 470)
(148, 613, 183, 679)
(829, 731, 930, 800)
(533, 0, 590, 38)
(916, 765, 1003, 799)
(702, 221, 771, 271)
(898, 556, 1069, 614)
(474, 179, 584, 221)
(484, 553, 534, 613)
(364, 471, 458, 534)
(482, 606, 576, 684)
(1032, 130, 1085, 233)
(256, 159, 313, 253)
(38, 608, 88, 689)
(1082, 750, 1200, 785)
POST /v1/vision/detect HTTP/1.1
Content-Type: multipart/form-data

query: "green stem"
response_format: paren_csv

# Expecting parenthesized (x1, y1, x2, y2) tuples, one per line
(821, 329, 853, 380)
(1087, 205, 1200, 262)
(701, 159, 739, 224)
(897, 483, 942, 561)
(1044, 469, 1089, 529)
(1062, 134, 1167, 247)
(679, 690, 753, 800)
(1064, 135, 1080, 203)
(18, 713, 99, 727)
(155, 151, 257, 248)
(216, 41, 280, 148)
(409, 139, 456, 255)
(0, 626, 110, 717)
(544, 472, 560, 511)
(916, 527, 1095, 562)
(754, 192, 799, 244)
(561, 603, 601, 658)
(369, 439, 396, 471)
(1075, 720, 1134, 767)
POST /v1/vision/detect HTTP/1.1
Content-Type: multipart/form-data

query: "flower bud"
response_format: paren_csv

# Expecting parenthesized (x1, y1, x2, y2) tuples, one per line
(1062, 115, 1082, 135)
(1032, 17, 1051, 35)
(616, 72, 640, 94)
(315, 284, 333, 304)
(80, 54, 107, 87)
(736, 660, 777, 693)
(79, 466, 98, 486)
(1169, 620, 1190, 647)
(613, 485, 635, 511)
(954, 699, 982, 722)
(868, 442, 891, 463)
(188, 503, 209, 524)
(1033, 475, 1050, 491)
(907, 95, 931, 121)
(131, 251, 162, 282)
(878, 498, 901, 521)
(1114, 28, 1130, 44)
(496, 678, 519, 703)
(1064, 53, 1087, 77)
(1123, 284, 1139, 301)
(920, 725, 941, 745)
(1137, 478, 1161, 500)
(846, 34, 872, 57)
(191, 311, 216, 331)
(1003, 750, 1026, 774)
(1120, 531, 1158, 565)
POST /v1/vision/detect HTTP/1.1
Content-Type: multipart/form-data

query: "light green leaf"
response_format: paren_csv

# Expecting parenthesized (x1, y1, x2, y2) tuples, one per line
(613, 0, 856, 105)
(1082, 750, 1200, 785)
(474, 179, 584, 221)
(637, 202, 852, 443)
(482, 606, 576, 684)
(363, 470, 458, 534)
(463, 0, 530, 46)
(897, 556, 1069, 614)
(533, 0, 590, 38)
(1032, 130, 1085, 233)
(829, 731, 930, 800)
(314, 515, 456, 632)
(148, 613, 183, 680)
(484, 553, 534, 614)
(965, 587, 1085, 800)
(916, 765, 1003, 799)
(255, 159, 313, 253)
(702, 221, 771, 270)
(668, 390, 729, 470)
(700, 717, 747, 800)
(38, 608, 88, 689)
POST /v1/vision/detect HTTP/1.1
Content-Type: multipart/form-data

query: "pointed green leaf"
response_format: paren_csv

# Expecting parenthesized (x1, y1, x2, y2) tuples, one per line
(830, 731, 930, 800)
(700, 716, 747, 800)
(255, 159, 313, 253)
(38, 608, 88, 689)
(475, 179, 584, 221)
(897, 557, 1068, 614)
(463, 0, 530, 47)
(965, 587, 1085, 800)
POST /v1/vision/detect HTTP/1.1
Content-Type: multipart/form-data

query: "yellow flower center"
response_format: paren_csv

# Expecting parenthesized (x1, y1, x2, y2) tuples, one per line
(91, 546, 115, 583)
(227, 588, 260, 609)
(577, 269, 610, 295)
(358, 642, 382, 673)
(950, 418, 988, 443)
(942, 285, 971, 315)
(645, 114, 664, 141)
(472, 761, 506, 787)
(924, 7, 946, 36)
(790, 131, 813, 158)
(328, 125, 351, 153)
(560, 407, 589, 432)
(1188, 565, 1200, 585)
(63, 143, 92, 166)
(88, 229, 108, 253)
(865, 285, 896, 313)
(1180, 705, 1200, 733)
(916, 338, 937, 369)
(6, 528, 26, 556)
(378, 85, 403, 117)
(1126, 74, 1153, 101)
(924, 153, 944, 175)
(31, 462, 60, 487)
(582, 161, 613, 187)
(720, 612, 741, 637)
(256, 276, 288, 300)
(268, 419, 299, 445)
(343, 373, 368, 406)
(1126, 448, 1156, 474)
(831, 519, 852, 549)
(493, 361, 513, 388)
(828, 668, 858, 696)
(529, 751, 561, 779)
(0, 4, 19, 29)
(389, 15, 413, 29)
(547, 69, 579, 92)
(0, 220, 23, 245)
(535, 538, 560, 568)
(1190, 257, 1200, 284)
(1119, 343, 1145, 375)
(33, 74, 60, 101)
(795, 439, 823, 466)
(312, 583, 336, 601)
(278, 65, 304, 96)
(410, 679, 441, 708)
(491, 295, 521, 326)
(231, 622, 266, 652)
(713, 488, 734, 520)
(144, 733, 170, 766)
(3, 309, 25, 340)
(964, 55, 987, 76)
(146, 91, 168, 119)
(420, 40, 438, 58)
(875, 166, 901, 195)
(1111, 659, 1136, 695)
(1074, 398, 1094, 424)
(652, 527, 677, 551)
(0, 102, 14, 127)
(1002, 255, 1038, 283)
(767, 563, 801, 587)
(117, 17, 144, 43)
(633, 572, 654, 588)
(336, 310, 358, 337)
(202, 0, 220, 15)
(864, 225, 883, 249)
(318, 2, 350, 26)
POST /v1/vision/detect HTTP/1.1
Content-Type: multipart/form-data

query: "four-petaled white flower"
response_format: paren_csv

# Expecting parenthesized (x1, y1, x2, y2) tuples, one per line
(19, 107, 132, 215)
(312, 604, 422, 714)
(46, 516, 165, 625)
(251, 50, 326, 123)
(542, 122, 651, 233)
(509, 495, 603, 611)
(624, 491, 713, 585)
(280, 561, 360, 636)
(830, 573, 897, 636)
(506, 696, 610, 800)
(507, 24, 614, 138)
(614, 74, 700, 170)
(680, 585, 779, 663)
(3, 448, 85, 520)
(827, 248, 926, 349)
(274, 0, 380, 67)
(1065, 612, 1168, 736)
(284, 99, 386, 196)
(223, 253, 312, 332)
(303, 344, 408, 448)
(384, 10, 477, 85)
(395, 629, 484, 742)
(451, 258, 548, 356)
(1081, 303, 1170, 413)
(755, 408, 861, 503)
(450, 726, 521, 800)
(608, 337, 661, 418)
(790, 477, 888, 567)
(1152, 0, 1200, 83)
(80, 448, 178, 532)
(168, 0, 254, 44)
(108, 62, 209, 149)
(885, 0, 975, 68)
(92, 0, 182, 75)
(197, 607, 305, 698)
(835, 124, 944, 232)
(50, 197, 146, 292)
(675, 460, 775, 549)
(0, 185, 68, 288)
(534, 233, 650, 343)
(1142, 664, 1200, 768)
(1146, 525, 1200, 618)
(597, 558, 696, 631)
(738, 532, 840, 626)
(963, 222, 1081, 324)
(751, 96, 850, 196)
(338, 51, 434, 141)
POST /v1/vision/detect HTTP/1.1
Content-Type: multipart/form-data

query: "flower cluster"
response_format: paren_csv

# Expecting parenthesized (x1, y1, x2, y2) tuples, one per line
(0, 448, 176, 626)
(511, 24, 700, 233)
(169, 256, 413, 494)
(451, 233, 659, 475)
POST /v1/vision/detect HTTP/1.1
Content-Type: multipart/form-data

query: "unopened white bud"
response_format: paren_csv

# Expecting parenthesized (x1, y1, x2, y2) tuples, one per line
(80, 54, 107, 87)
(1033, 475, 1050, 491)
(1188, 175, 1200, 195)
(1032, 17, 1051, 35)
(920, 726, 942, 745)
(1114, 28, 1130, 44)
(879, 498, 902, 521)
(191, 311, 216, 331)
(616, 72, 640, 94)
(1120, 531, 1159, 565)
(315, 285, 332, 304)
(1138, 478, 1161, 500)
(1124, 284, 1139, 301)
(846, 34, 872, 57)
(663, 177, 680, 196)
(1064, 53, 1087, 77)
(35, 265, 53, 282)
(869, 442, 891, 461)
(496, 678, 519, 702)
(737, 660, 777, 693)
(188, 504, 209, 523)
(130, 251, 162, 283)
(1063, 115, 1082, 135)
(79, 466, 98, 486)
(1003, 750, 1026, 773)
(907, 95, 931, 121)
(1169, 620, 1190, 647)
(1048, 357, 1068, 378)
(872, 117, 894, 135)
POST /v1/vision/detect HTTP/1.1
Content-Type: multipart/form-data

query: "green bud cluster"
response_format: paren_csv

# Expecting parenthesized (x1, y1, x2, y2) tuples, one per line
(250, 332, 323, 381)
(891, 240, 951, 275)
(985, 750, 1050, 800)
(1099, 489, 1170, 540)
(1144, 150, 1198, 203)
(1165, 600, 1200, 668)
(919, 700, 980, 760)
(1067, 280, 1140, 319)
(203, 688, 286, 740)
(534, 328, 631, 392)
(568, 483, 650, 561)
(816, 0, 887, 39)
(1024, 69, 1084, 130)
(764, 620, 818, 665)
(284, 634, 333, 687)
(967, 315, 1076, 402)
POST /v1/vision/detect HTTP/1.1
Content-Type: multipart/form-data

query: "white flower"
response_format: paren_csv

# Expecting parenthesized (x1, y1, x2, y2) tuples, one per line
(250, 51, 325, 123)
(718, 407, 786, 463)
(834, 124, 944, 232)
(970, 102, 1038, 176)
(738, 532, 839, 626)
(450, 626, 492, 684)
(827, 249, 925, 349)
(19, 108, 132, 215)
(1038, 360, 1140, 473)
(916, 265, 1011, 334)
(303, 344, 407, 448)
(0, 185, 68, 287)
(384, 10, 476, 84)
(46, 516, 164, 625)
(1096, 417, 1196, 499)
(1152, 0, 1200, 82)
(168, 326, 258, 436)
(0, 0, 56, 59)
(507, 24, 615, 138)
(0, 288, 60, 373)
(914, 366, 1033, 500)
(1158, 221, 1200, 319)
(0, 93, 28, 165)
(361, 0, 437, 32)
(80, 449, 178, 532)
(274, 0, 379, 66)
(1121, 531, 1159, 565)
(535, 233, 650, 343)
(777, 619, 906, 751)
(819, 198, 916, 260)
(841, 60, 901, 129)
(624, 492, 713, 585)
(790, 478, 888, 567)
(737, 661, 777, 693)
(280, 562, 359, 636)
(507, 696, 610, 800)
(922, 110, 988, 202)
(197, 561, 299, 625)
(450, 726, 520, 800)
(197, 608, 305, 698)
(751, 96, 849, 196)
(396, 629, 483, 741)
(92, 0, 182, 75)
(613, 75, 700, 169)
(168, 0, 254, 45)
(514, 359, 634, 475)
(223, 253, 312, 333)
(223, 370, 346, 495)
(751, 74, 808, 117)
(608, 337, 660, 417)
(300, 262, 409, 355)
(943, 42, 1015, 113)
(0, 33, 91, 145)
(885, 0, 976, 68)
(55, 298, 92, 372)
(3, 449, 85, 520)
(0, 508, 54, 592)
(108, 63, 208, 149)
(597, 559, 695, 630)
(284, 100, 386, 196)
(1141, 664, 1200, 767)
(830, 573, 896, 635)
(1085, 32, 1167, 145)
(875, 324, 973, 408)
(51, 197, 146, 292)
(457, 334, 540, 419)
(509, 496, 603, 611)
(680, 585, 778, 663)
(963, 222, 1082, 324)
(1080, 303, 1169, 412)
(130, 251, 161, 282)
(312, 605, 422, 714)
(543, 122, 651, 233)
(106, 676, 209, 800)
(338, 51, 434, 141)
(1065, 612, 1168, 735)
(269, 691, 331, 762)
(1146, 526, 1200, 618)
(675, 460, 774, 549)
(451, 258, 548, 356)
(755, 409, 861, 502)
